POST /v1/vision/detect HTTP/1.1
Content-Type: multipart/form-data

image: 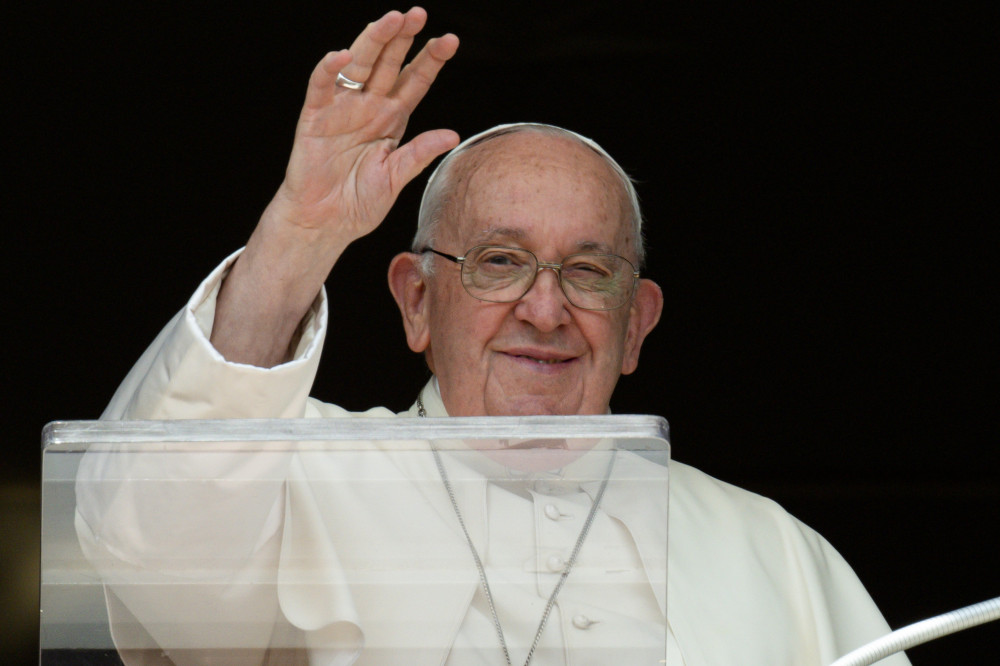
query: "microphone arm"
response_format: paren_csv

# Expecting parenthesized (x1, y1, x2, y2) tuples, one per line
(830, 595, 1000, 666)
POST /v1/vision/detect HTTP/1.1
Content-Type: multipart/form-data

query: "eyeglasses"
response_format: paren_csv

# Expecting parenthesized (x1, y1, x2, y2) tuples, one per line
(420, 245, 639, 311)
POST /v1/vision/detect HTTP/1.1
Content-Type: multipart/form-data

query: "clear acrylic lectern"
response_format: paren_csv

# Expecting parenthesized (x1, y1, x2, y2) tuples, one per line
(41, 415, 670, 665)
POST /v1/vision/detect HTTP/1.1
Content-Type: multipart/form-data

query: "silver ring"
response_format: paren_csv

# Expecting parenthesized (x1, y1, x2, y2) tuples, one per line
(336, 73, 365, 91)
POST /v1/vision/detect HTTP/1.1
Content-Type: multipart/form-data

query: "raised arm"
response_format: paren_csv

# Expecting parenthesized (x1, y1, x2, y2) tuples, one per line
(211, 7, 459, 367)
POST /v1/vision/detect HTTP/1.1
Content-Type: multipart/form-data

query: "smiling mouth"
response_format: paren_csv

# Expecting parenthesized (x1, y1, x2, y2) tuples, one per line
(510, 353, 574, 365)
(518, 355, 564, 364)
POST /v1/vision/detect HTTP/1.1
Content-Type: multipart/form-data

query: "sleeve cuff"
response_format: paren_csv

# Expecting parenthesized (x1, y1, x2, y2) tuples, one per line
(103, 248, 328, 420)
(188, 247, 328, 368)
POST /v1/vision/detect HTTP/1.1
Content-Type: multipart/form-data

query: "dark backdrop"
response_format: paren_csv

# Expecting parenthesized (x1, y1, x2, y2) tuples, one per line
(5, 1, 997, 662)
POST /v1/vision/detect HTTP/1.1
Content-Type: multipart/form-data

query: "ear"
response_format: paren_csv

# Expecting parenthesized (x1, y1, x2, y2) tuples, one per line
(388, 252, 431, 353)
(621, 279, 664, 375)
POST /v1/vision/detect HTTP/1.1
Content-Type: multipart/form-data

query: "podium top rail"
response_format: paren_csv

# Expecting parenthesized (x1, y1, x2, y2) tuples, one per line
(42, 415, 669, 450)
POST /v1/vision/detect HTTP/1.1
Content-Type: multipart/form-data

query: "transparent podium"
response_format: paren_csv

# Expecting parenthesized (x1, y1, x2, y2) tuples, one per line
(41, 415, 670, 665)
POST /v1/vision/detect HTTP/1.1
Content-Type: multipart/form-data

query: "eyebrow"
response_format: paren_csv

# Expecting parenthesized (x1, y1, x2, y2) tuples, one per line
(469, 226, 617, 255)
(470, 226, 527, 245)
(574, 240, 617, 255)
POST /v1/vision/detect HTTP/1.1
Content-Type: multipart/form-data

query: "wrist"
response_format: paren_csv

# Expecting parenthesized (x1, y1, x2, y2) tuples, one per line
(209, 211, 343, 367)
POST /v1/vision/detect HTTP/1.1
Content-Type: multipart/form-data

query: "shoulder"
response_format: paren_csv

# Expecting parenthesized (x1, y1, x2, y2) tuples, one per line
(672, 461, 808, 527)
(667, 463, 897, 664)
(669, 460, 833, 566)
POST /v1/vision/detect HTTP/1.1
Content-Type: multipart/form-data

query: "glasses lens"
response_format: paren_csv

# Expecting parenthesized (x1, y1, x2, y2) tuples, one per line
(462, 246, 536, 301)
(561, 254, 636, 310)
(458, 246, 637, 310)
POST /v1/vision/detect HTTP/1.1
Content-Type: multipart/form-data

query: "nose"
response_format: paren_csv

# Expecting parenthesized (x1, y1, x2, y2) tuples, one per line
(513, 267, 572, 332)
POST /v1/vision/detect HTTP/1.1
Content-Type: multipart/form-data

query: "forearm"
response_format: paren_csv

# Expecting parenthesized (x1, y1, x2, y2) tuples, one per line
(210, 201, 350, 368)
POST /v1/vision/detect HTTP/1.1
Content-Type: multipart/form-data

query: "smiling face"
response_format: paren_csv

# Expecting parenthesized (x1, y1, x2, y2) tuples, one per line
(389, 130, 662, 416)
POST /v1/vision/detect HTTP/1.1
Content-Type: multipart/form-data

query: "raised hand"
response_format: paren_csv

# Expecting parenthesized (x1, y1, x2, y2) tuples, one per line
(272, 7, 460, 241)
(212, 8, 459, 366)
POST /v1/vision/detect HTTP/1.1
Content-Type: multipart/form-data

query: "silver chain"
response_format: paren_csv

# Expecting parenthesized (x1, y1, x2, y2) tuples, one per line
(418, 395, 615, 666)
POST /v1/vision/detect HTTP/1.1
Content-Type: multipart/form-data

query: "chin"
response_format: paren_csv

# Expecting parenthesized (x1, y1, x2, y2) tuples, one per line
(487, 395, 585, 417)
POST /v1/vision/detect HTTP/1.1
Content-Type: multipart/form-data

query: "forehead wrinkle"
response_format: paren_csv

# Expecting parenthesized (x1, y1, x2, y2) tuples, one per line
(452, 133, 610, 208)
(469, 226, 528, 246)
(469, 232, 621, 262)
(460, 217, 628, 260)
(442, 133, 633, 257)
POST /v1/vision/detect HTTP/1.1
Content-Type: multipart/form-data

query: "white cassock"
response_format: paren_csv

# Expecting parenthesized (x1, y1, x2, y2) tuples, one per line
(75, 251, 910, 666)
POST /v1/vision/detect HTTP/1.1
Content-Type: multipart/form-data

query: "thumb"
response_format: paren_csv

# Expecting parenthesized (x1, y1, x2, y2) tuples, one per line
(388, 129, 461, 189)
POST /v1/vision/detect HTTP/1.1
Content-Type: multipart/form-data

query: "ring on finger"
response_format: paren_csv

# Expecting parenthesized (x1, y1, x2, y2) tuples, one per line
(336, 73, 365, 91)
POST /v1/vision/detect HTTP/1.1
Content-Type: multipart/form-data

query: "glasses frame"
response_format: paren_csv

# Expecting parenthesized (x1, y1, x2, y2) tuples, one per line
(419, 245, 640, 311)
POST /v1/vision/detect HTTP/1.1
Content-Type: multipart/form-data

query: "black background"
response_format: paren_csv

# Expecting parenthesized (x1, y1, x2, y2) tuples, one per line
(4, 1, 997, 662)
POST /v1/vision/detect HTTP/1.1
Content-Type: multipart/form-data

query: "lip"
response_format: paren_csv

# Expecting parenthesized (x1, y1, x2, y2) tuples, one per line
(499, 348, 579, 372)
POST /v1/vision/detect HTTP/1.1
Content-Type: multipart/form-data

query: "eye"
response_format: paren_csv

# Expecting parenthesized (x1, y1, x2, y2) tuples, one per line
(474, 248, 530, 271)
(563, 259, 614, 279)
(483, 252, 516, 266)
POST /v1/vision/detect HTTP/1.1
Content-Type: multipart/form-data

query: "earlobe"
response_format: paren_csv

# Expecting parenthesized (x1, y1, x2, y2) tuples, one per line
(621, 279, 664, 375)
(388, 253, 431, 353)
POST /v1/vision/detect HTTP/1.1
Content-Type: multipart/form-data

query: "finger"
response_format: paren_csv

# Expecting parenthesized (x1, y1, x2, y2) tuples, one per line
(387, 128, 461, 190)
(365, 7, 428, 96)
(339, 10, 407, 88)
(302, 50, 353, 112)
(392, 34, 459, 113)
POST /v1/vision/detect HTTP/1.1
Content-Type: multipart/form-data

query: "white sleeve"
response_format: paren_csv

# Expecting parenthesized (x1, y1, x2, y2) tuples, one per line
(75, 250, 336, 662)
(102, 247, 329, 421)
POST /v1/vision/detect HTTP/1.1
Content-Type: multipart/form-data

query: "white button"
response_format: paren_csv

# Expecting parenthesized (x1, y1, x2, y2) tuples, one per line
(534, 481, 555, 494)
(546, 555, 565, 572)
(572, 614, 595, 630)
(544, 504, 561, 520)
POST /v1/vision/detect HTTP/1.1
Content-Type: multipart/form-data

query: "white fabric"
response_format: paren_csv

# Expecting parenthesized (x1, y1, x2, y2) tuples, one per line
(75, 251, 909, 666)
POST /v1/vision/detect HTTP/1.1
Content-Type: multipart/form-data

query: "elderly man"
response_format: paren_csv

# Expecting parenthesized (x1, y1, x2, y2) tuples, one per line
(76, 8, 909, 666)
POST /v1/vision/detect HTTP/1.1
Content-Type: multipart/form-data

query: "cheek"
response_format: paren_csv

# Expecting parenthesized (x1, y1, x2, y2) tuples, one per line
(582, 313, 629, 364)
(434, 319, 478, 363)
(427, 293, 501, 367)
